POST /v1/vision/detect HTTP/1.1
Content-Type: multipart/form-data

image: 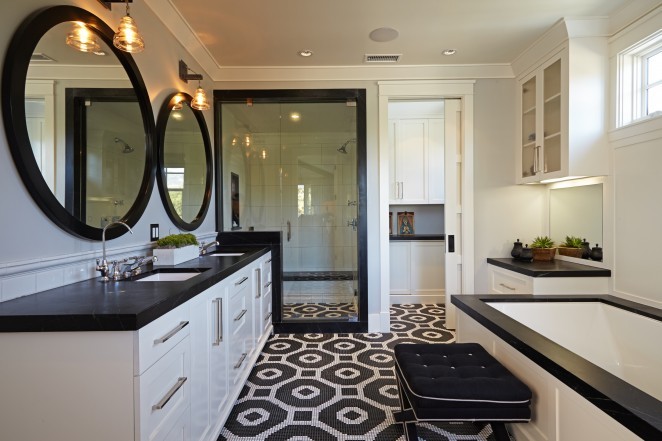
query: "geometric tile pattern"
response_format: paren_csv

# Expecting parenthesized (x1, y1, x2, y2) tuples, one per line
(282, 302, 357, 320)
(218, 304, 506, 441)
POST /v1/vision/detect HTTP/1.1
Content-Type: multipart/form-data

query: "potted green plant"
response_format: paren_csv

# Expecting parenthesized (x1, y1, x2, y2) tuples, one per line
(530, 236, 556, 261)
(153, 233, 199, 265)
(557, 236, 583, 258)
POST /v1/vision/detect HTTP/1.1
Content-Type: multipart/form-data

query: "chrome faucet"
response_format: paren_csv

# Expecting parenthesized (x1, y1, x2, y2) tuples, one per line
(199, 240, 219, 255)
(121, 255, 158, 279)
(96, 221, 133, 282)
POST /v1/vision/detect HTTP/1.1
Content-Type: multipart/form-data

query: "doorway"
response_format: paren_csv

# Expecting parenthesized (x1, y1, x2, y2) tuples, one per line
(216, 89, 368, 332)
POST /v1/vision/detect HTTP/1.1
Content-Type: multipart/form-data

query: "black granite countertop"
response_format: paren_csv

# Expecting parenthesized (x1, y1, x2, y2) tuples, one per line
(487, 257, 611, 277)
(0, 246, 269, 333)
(389, 234, 445, 241)
(452, 294, 662, 440)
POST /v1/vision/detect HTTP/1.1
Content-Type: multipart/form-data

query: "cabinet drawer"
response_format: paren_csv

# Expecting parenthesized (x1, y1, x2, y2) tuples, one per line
(489, 266, 533, 294)
(136, 301, 190, 375)
(261, 253, 272, 288)
(262, 287, 272, 334)
(136, 336, 190, 441)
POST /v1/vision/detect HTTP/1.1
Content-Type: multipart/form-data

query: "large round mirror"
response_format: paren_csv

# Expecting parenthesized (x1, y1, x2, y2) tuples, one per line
(156, 92, 212, 230)
(1, 6, 155, 240)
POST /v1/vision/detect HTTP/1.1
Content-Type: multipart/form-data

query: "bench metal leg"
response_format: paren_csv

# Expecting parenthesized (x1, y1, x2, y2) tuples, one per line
(491, 422, 511, 441)
(403, 421, 418, 441)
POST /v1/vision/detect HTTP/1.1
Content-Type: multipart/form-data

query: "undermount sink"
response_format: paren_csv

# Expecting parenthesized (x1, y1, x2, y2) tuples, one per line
(134, 268, 209, 282)
(208, 252, 244, 257)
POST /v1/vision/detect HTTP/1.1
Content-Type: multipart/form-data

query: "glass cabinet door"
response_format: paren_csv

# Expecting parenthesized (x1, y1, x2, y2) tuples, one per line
(521, 76, 537, 179)
(542, 59, 562, 174)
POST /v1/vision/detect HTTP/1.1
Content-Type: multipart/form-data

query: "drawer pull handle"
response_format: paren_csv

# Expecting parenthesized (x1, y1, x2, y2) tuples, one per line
(154, 321, 189, 345)
(264, 281, 272, 288)
(264, 312, 272, 322)
(499, 283, 516, 291)
(235, 276, 248, 286)
(152, 376, 187, 411)
(234, 309, 247, 321)
(234, 352, 248, 369)
(213, 298, 223, 345)
(256, 268, 262, 298)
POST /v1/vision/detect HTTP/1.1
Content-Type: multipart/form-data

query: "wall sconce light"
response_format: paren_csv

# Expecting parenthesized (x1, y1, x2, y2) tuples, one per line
(107, 0, 145, 53)
(66, 22, 102, 53)
(179, 60, 210, 110)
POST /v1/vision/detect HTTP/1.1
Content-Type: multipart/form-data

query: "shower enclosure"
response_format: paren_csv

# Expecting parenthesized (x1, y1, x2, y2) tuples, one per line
(217, 90, 367, 328)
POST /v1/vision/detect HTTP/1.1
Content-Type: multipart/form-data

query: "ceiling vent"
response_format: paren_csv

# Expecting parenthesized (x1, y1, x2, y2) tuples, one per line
(364, 54, 401, 63)
(30, 53, 55, 62)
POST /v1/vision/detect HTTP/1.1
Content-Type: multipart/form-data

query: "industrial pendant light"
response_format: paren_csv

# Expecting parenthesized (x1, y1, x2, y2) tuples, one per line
(66, 22, 101, 53)
(113, 0, 145, 53)
(179, 60, 210, 110)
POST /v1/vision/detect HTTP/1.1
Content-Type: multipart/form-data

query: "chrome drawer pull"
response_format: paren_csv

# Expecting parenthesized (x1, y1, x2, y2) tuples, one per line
(213, 298, 223, 345)
(499, 283, 516, 291)
(256, 268, 262, 298)
(264, 312, 272, 322)
(264, 281, 272, 288)
(234, 309, 247, 321)
(154, 321, 189, 345)
(234, 352, 248, 369)
(235, 276, 248, 286)
(152, 376, 187, 411)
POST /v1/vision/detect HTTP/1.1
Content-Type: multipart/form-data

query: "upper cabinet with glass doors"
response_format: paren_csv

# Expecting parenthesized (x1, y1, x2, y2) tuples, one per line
(515, 19, 609, 184)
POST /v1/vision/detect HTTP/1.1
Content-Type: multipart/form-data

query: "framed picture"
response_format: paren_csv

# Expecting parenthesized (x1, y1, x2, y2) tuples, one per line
(231, 172, 240, 230)
(397, 211, 414, 235)
(389, 212, 393, 235)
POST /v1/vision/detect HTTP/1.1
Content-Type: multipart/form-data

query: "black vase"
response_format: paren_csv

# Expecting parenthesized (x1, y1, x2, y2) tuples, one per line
(511, 239, 523, 258)
(581, 239, 591, 259)
(590, 244, 603, 262)
(519, 245, 533, 262)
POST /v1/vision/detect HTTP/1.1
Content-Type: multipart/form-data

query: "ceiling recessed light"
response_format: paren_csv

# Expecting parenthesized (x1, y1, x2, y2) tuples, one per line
(290, 112, 301, 121)
(442, 49, 457, 56)
(298, 50, 313, 57)
(369, 27, 399, 42)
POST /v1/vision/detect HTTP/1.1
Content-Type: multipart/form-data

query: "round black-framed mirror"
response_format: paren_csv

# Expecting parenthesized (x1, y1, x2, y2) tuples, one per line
(156, 92, 212, 230)
(1, 6, 155, 240)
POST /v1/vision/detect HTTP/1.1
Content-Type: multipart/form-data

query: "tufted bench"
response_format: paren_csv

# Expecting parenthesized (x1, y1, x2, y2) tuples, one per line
(393, 343, 532, 441)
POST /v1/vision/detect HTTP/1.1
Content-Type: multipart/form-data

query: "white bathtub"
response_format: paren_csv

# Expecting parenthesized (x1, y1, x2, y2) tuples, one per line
(452, 295, 662, 441)
(487, 301, 662, 401)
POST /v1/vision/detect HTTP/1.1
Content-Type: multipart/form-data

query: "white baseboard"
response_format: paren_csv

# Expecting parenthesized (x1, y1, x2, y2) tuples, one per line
(389, 293, 445, 305)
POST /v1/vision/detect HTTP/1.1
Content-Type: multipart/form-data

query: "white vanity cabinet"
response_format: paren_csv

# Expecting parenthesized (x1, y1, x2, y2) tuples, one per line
(515, 22, 608, 184)
(254, 253, 273, 346)
(487, 263, 609, 295)
(389, 241, 445, 304)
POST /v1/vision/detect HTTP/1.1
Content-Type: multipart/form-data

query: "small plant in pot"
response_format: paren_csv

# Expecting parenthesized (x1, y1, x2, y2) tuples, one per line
(530, 236, 556, 261)
(153, 233, 199, 265)
(557, 236, 584, 258)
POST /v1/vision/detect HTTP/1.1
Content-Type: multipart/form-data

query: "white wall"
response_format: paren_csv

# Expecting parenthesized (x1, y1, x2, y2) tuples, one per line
(0, 0, 216, 301)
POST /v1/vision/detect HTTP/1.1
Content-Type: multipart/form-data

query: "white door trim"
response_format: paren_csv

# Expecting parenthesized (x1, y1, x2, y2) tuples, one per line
(373, 80, 475, 333)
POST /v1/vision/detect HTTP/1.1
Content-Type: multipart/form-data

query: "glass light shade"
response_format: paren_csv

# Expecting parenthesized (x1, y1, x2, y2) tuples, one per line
(66, 23, 101, 53)
(191, 86, 210, 110)
(113, 15, 145, 53)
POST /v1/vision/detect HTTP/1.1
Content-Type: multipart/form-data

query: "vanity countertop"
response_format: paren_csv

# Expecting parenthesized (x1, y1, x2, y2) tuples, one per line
(0, 246, 269, 333)
(389, 234, 445, 241)
(487, 257, 611, 278)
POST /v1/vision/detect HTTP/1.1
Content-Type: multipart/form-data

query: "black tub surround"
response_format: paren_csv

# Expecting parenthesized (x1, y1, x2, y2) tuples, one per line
(0, 246, 269, 332)
(389, 234, 445, 241)
(487, 257, 611, 277)
(452, 294, 662, 439)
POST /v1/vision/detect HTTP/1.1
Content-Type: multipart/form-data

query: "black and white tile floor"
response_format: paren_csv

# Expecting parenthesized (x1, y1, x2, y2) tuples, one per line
(218, 304, 507, 441)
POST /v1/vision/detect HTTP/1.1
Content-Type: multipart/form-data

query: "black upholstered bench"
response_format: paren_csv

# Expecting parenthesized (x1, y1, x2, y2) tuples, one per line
(393, 343, 532, 441)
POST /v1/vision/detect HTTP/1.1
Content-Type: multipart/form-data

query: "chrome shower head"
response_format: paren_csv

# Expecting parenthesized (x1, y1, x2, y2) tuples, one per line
(115, 137, 134, 154)
(338, 138, 356, 154)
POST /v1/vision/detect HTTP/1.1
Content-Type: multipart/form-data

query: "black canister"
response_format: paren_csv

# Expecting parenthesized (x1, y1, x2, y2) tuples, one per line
(511, 239, 523, 258)
(581, 238, 591, 259)
(519, 244, 533, 262)
(590, 244, 603, 262)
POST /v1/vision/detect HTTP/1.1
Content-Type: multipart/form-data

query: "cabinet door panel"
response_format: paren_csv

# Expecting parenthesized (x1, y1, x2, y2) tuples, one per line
(397, 120, 427, 203)
(389, 242, 411, 295)
(428, 119, 444, 203)
(410, 242, 445, 294)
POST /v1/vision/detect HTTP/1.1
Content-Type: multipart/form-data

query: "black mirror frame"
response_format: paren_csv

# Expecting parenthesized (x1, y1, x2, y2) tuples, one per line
(155, 92, 212, 231)
(1, 6, 156, 241)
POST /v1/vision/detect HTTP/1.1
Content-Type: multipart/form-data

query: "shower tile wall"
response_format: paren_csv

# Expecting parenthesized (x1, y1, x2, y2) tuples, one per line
(241, 132, 357, 273)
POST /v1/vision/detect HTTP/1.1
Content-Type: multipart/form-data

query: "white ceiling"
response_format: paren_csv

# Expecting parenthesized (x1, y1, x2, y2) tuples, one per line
(164, 0, 632, 69)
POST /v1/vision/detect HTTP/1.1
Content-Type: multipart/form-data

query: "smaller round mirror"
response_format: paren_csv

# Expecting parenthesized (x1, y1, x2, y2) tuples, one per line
(156, 92, 212, 230)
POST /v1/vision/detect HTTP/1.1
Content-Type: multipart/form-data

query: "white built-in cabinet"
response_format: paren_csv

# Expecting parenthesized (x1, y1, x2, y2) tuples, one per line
(0, 252, 273, 441)
(389, 241, 445, 303)
(516, 23, 608, 184)
(388, 118, 444, 204)
(487, 263, 608, 295)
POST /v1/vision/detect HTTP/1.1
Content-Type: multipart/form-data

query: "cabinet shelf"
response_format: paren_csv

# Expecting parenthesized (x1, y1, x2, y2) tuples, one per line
(523, 141, 536, 148)
(523, 106, 536, 115)
(544, 93, 561, 104)
(545, 132, 561, 140)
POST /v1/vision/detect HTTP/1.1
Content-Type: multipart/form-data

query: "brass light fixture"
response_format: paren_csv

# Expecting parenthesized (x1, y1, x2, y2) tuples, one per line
(179, 60, 210, 111)
(112, 0, 145, 53)
(66, 22, 101, 53)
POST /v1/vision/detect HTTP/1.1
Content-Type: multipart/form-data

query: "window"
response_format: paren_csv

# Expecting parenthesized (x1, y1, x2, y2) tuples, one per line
(165, 167, 184, 214)
(617, 31, 662, 126)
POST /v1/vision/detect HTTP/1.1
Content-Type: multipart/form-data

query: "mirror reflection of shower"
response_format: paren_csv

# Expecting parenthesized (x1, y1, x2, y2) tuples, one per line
(337, 138, 356, 154)
(114, 137, 134, 154)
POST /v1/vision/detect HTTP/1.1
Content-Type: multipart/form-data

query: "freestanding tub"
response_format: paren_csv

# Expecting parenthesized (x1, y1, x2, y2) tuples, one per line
(452, 295, 662, 441)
